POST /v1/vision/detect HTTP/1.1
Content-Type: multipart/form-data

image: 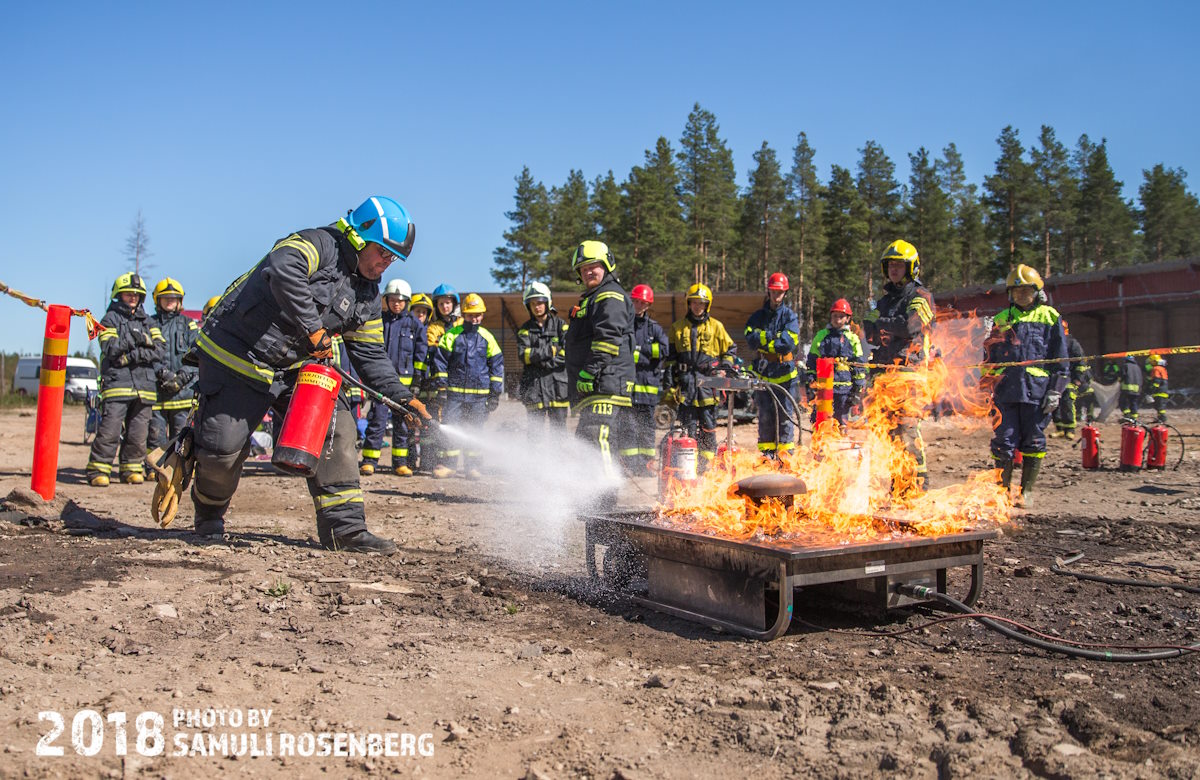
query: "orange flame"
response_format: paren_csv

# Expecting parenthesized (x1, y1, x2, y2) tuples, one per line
(657, 313, 1012, 544)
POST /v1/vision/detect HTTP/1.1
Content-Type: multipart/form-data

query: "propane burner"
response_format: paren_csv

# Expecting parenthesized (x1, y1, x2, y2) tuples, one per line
(732, 473, 808, 508)
(584, 510, 996, 640)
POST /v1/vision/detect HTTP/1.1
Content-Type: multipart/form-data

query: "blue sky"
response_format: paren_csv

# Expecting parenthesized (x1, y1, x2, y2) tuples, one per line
(2, 1, 1196, 355)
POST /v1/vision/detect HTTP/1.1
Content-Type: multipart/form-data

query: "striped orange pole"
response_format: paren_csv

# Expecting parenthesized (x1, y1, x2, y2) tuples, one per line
(31, 305, 72, 500)
(813, 357, 836, 438)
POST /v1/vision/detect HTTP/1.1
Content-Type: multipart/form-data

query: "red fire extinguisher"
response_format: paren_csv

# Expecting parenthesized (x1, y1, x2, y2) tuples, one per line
(1080, 425, 1100, 470)
(658, 426, 698, 501)
(1119, 424, 1145, 472)
(273, 363, 342, 477)
(1012, 450, 1023, 467)
(1146, 425, 1169, 470)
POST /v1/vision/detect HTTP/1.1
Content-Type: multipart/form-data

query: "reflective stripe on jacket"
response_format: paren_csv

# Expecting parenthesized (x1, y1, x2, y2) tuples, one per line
(863, 280, 934, 366)
(632, 313, 669, 406)
(806, 326, 866, 394)
(983, 303, 1068, 405)
(432, 324, 504, 398)
(98, 300, 163, 403)
(667, 314, 736, 407)
(517, 314, 568, 410)
(563, 273, 636, 408)
(382, 309, 427, 386)
(151, 309, 199, 407)
(744, 301, 799, 383)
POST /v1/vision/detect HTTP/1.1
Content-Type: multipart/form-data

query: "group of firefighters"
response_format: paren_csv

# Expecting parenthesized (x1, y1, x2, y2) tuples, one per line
(80, 195, 1172, 554)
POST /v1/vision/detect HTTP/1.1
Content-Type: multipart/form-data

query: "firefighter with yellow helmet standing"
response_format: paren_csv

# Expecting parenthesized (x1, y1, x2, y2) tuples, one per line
(667, 283, 737, 468)
(862, 239, 935, 490)
(982, 264, 1068, 508)
(430, 293, 504, 479)
(563, 241, 636, 479)
(148, 278, 199, 452)
(191, 196, 424, 553)
(88, 273, 165, 486)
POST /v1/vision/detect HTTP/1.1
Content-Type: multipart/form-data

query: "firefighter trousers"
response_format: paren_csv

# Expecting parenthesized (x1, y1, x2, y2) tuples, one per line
(190, 360, 367, 541)
(755, 380, 800, 455)
(149, 407, 192, 452)
(991, 401, 1049, 462)
(575, 397, 629, 480)
(622, 404, 657, 471)
(361, 402, 414, 468)
(439, 396, 488, 471)
(87, 397, 152, 480)
(677, 404, 718, 468)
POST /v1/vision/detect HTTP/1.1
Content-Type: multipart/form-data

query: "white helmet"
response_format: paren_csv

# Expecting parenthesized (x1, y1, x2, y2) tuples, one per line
(383, 279, 412, 300)
(522, 281, 552, 306)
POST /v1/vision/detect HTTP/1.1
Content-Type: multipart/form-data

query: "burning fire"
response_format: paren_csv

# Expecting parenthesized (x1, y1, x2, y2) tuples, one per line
(657, 313, 1013, 544)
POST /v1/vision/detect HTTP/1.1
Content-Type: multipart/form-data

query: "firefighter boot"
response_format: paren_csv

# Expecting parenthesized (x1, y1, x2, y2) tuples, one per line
(359, 461, 376, 476)
(321, 528, 397, 555)
(1019, 458, 1042, 509)
(999, 460, 1014, 489)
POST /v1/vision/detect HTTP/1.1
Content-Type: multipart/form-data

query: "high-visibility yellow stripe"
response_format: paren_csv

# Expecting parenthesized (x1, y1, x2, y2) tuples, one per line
(633, 385, 660, 395)
(591, 340, 620, 356)
(595, 291, 625, 304)
(449, 387, 491, 395)
(313, 488, 364, 511)
(197, 332, 274, 385)
(274, 235, 320, 276)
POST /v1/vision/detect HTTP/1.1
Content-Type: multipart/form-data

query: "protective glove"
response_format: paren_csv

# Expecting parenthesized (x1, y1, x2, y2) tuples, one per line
(1041, 390, 1061, 415)
(159, 371, 182, 396)
(137, 329, 155, 348)
(405, 397, 431, 421)
(306, 328, 334, 360)
(486, 394, 500, 412)
(576, 369, 595, 396)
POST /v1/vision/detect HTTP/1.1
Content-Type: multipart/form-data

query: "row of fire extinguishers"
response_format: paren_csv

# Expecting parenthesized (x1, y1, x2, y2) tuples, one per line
(1080, 422, 1170, 472)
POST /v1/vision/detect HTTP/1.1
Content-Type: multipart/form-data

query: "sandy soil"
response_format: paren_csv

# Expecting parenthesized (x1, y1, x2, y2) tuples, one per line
(0, 402, 1198, 779)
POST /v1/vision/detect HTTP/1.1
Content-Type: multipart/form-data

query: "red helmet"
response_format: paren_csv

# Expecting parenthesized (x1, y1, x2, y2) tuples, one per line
(767, 272, 789, 291)
(630, 284, 654, 304)
(831, 298, 852, 317)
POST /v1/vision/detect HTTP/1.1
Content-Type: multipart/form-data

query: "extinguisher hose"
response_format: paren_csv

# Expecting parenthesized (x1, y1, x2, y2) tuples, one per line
(760, 381, 810, 434)
(1164, 422, 1186, 470)
(327, 363, 425, 427)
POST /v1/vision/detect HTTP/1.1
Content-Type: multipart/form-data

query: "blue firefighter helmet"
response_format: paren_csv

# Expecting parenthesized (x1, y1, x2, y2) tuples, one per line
(345, 196, 416, 261)
(431, 283, 459, 304)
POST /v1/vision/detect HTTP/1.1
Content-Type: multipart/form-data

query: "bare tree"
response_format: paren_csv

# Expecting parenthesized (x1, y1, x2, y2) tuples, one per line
(124, 209, 154, 276)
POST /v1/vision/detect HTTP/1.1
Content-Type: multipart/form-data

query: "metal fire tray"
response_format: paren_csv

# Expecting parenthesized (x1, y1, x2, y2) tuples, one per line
(584, 510, 997, 640)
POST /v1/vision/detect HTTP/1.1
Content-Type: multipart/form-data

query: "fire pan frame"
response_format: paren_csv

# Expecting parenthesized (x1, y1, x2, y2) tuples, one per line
(584, 510, 997, 640)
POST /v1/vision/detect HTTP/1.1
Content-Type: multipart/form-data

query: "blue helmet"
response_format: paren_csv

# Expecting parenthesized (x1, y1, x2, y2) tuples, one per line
(431, 283, 459, 304)
(346, 196, 415, 261)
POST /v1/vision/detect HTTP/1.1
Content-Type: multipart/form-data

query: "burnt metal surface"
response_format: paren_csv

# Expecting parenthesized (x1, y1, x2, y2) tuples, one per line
(733, 473, 808, 502)
(583, 509, 997, 640)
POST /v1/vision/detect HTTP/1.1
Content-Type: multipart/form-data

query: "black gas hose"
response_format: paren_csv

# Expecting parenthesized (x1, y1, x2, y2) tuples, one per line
(897, 584, 1200, 662)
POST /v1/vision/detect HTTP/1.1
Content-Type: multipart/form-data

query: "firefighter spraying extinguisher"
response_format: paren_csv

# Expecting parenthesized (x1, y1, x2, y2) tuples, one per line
(658, 425, 698, 500)
(273, 363, 342, 477)
(1080, 425, 1100, 470)
(1119, 424, 1145, 472)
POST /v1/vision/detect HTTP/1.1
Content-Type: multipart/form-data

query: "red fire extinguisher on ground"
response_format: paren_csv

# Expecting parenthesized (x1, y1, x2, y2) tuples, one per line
(1119, 424, 1145, 472)
(658, 426, 698, 501)
(1080, 425, 1100, 470)
(1146, 425, 1169, 470)
(272, 363, 342, 477)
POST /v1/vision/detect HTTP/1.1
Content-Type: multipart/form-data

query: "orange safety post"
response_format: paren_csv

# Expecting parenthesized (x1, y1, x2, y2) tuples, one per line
(813, 357, 835, 437)
(31, 305, 72, 500)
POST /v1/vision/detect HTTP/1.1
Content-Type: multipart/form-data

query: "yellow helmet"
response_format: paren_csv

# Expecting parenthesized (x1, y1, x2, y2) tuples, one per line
(685, 283, 713, 310)
(152, 277, 185, 304)
(202, 295, 221, 317)
(1005, 264, 1044, 291)
(410, 293, 433, 313)
(461, 293, 486, 315)
(1150, 355, 1166, 367)
(571, 240, 616, 274)
(880, 239, 920, 279)
(110, 272, 147, 301)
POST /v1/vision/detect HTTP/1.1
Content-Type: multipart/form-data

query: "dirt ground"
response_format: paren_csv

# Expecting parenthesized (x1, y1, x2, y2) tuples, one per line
(0, 402, 1198, 779)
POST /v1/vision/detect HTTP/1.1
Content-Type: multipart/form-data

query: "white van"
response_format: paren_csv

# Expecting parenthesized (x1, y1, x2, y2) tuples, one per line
(12, 356, 99, 401)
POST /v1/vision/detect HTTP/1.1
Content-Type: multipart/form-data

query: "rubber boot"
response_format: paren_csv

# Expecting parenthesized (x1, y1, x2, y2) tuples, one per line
(999, 460, 1014, 489)
(1019, 457, 1042, 509)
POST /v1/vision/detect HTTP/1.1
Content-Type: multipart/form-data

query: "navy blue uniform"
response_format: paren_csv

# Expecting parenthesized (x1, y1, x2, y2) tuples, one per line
(431, 322, 504, 473)
(805, 324, 866, 428)
(745, 301, 801, 455)
(362, 308, 427, 471)
(623, 312, 669, 470)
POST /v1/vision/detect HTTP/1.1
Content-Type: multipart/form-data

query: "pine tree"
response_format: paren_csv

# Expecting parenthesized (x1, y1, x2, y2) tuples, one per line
(677, 103, 739, 288)
(902, 147, 955, 291)
(984, 125, 1035, 280)
(1029, 125, 1076, 279)
(785, 132, 826, 339)
(1138, 164, 1200, 263)
(855, 140, 901, 297)
(547, 169, 593, 287)
(1076, 138, 1136, 269)
(737, 141, 789, 291)
(623, 137, 687, 289)
(936, 143, 989, 287)
(491, 167, 551, 291)
(821, 164, 870, 311)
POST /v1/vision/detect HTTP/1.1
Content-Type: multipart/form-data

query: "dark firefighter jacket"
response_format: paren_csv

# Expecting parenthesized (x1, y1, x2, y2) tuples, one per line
(667, 313, 736, 408)
(97, 299, 164, 403)
(196, 226, 412, 405)
(982, 303, 1068, 405)
(806, 325, 866, 396)
(564, 273, 635, 407)
(863, 280, 935, 366)
(432, 323, 504, 399)
(517, 313, 568, 410)
(744, 301, 800, 384)
(632, 313, 669, 407)
(382, 309, 427, 387)
(1066, 336, 1090, 385)
(151, 309, 199, 410)
(1119, 358, 1143, 395)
